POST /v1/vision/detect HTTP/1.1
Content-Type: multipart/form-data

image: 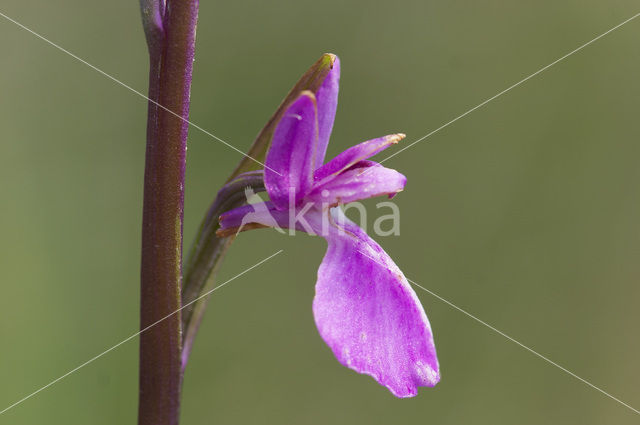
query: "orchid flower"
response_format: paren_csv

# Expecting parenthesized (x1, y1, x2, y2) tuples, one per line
(218, 57, 440, 397)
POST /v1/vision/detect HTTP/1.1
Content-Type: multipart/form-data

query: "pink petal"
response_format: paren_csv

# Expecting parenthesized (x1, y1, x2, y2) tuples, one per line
(313, 133, 405, 185)
(313, 210, 439, 397)
(307, 161, 406, 206)
(315, 56, 340, 164)
(265, 92, 318, 210)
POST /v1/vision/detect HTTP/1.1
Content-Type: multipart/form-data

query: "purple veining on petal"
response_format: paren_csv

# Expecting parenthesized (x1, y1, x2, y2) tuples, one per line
(264, 92, 318, 210)
(314, 57, 340, 165)
(307, 161, 406, 206)
(312, 209, 439, 398)
(313, 133, 405, 184)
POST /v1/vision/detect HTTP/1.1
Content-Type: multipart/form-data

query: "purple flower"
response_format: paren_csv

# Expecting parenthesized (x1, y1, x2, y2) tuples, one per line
(219, 57, 439, 397)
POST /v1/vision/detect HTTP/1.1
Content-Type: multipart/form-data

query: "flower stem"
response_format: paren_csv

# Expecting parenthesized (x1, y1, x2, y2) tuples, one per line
(138, 1, 199, 425)
(181, 172, 265, 370)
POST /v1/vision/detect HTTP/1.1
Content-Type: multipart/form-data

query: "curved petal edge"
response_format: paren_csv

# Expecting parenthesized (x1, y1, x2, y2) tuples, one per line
(313, 210, 440, 397)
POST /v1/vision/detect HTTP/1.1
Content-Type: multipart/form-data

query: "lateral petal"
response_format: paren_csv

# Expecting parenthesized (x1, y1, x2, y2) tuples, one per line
(313, 133, 405, 184)
(307, 161, 406, 206)
(265, 91, 318, 210)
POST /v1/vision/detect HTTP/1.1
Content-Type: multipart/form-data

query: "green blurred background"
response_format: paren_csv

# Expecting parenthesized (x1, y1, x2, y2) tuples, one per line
(1, 0, 639, 423)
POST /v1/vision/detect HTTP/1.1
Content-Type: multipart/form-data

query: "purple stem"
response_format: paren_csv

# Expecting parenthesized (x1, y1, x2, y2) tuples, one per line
(138, 1, 199, 425)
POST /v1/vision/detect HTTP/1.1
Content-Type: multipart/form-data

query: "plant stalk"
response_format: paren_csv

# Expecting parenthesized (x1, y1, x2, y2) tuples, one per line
(138, 1, 199, 424)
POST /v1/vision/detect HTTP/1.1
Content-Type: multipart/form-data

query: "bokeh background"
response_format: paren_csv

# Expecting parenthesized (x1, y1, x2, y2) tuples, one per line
(1, 0, 639, 423)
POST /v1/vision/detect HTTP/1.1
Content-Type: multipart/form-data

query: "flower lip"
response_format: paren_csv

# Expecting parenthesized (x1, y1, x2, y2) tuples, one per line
(313, 209, 440, 397)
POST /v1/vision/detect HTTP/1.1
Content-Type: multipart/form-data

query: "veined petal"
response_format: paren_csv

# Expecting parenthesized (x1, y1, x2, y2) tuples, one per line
(307, 161, 406, 206)
(315, 56, 340, 164)
(265, 91, 318, 210)
(314, 133, 405, 184)
(313, 210, 439, 397)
